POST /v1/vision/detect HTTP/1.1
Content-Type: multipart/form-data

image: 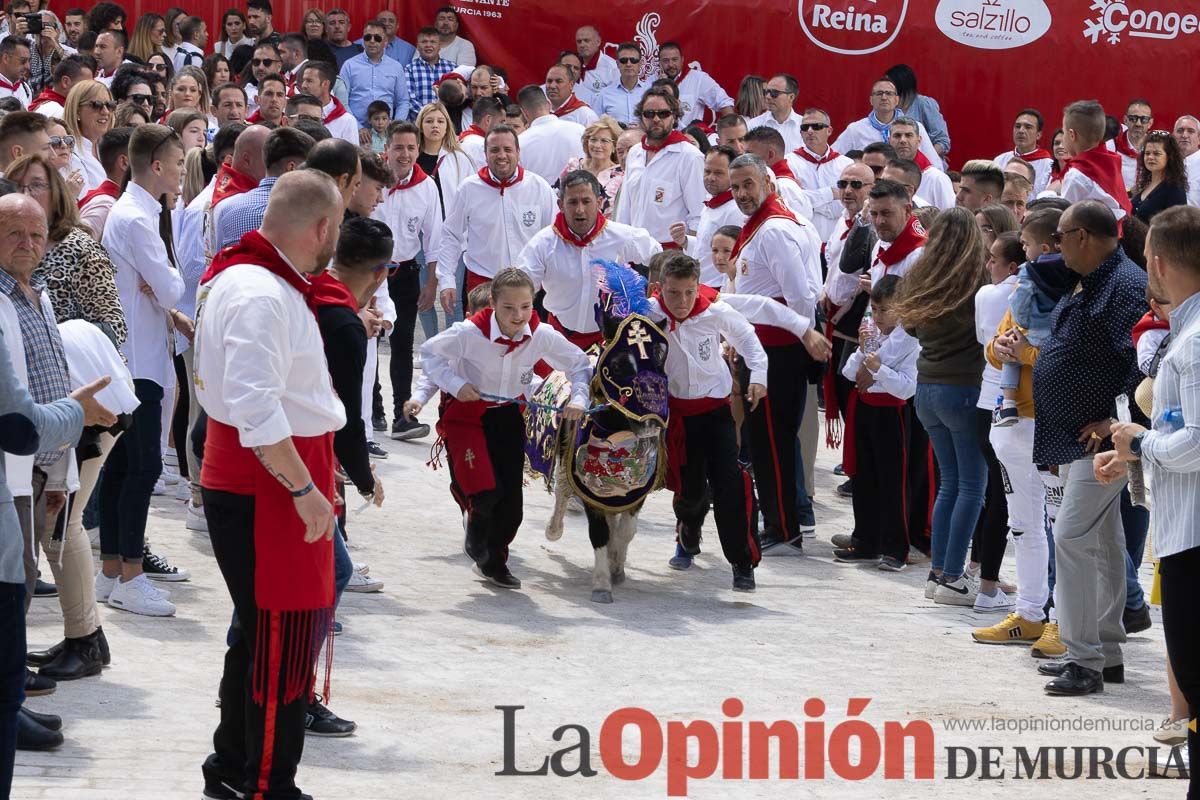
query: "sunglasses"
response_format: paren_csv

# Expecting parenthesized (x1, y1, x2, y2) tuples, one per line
(871, 90, 897, 98)
(49, 135, 76, 149)
(1050, 227, 1088, 243)
(1149, 129, 1171, 137)
(763, 88, 793, 99)
(800, 123, 829, 131)
(640, 109, 672, 120)
(149, 62, 169, 73)
(128, 93, 153, 106)
(84, 100, 117, 112)
(1126, 115, 1151, 124)
(362, 34, 383, 42)
(251, 58, 277, 67)
(836, 179, 871, 190)
(618, 56, 640, 64)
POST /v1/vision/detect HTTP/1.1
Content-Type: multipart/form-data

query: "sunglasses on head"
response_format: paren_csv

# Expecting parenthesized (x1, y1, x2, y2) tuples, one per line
(85, 100, 117, 112)
(618, 56, 640, 64)
(800, 122, 829, 132)
(49, 135, 75, 149)
(1126, 114, 1151, 124)
(362, 34, 383, 42)
(641, 109, 672, 120)
(836, 179, 870, 190)
(251, 58, 277, 67)
(763, 88, 792, 99)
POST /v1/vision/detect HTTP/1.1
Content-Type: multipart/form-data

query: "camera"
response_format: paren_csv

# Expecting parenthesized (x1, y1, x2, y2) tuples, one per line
(22, 12, 43, 35)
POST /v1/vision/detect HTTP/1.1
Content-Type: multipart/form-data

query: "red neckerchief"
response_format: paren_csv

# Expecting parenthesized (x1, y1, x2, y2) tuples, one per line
(642, 130, 691, 152)
(202, 229, 315, 312)
(245, 108, 263, 123)
(666, 65, 689, 85)
(704, 190, 733, 209)
(1110, 130, 1139, 159)
(0, 75, 24, 92)
(468, 307, 541, 354)
(1131, 311, 1170, 348)
(210, 163, 257, 208)
(874, 215, 927, 270)
(1016, 146, 1054, 162)
(77, 180, 121, 209)
(653, 283, 717, 331)
(793, 146, 840, 165)
(914, 151, 934, 171)
(771, 159, 798, 183)
(28, 87, 65, 112)
(458, 124, 485, 141)
(1051, 163, 1064, 183)
(477, 166, 524, 195)
(308, 271, 359, 312)
(388, 164, 429, 195)
(552, 211, 607, 247)
(324, 97, 350, 124)
(579, 49, 601, 78)
(1066, 143, 1133, 214)
(730, 194, 798, 262)
(553, 93, 589, 117)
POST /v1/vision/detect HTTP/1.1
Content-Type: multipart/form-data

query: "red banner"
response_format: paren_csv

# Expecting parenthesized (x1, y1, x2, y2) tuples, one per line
(67, 0, 1200, 166)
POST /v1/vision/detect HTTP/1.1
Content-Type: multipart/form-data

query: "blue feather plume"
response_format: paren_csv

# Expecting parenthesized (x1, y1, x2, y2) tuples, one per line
(591, 259, 652, 318)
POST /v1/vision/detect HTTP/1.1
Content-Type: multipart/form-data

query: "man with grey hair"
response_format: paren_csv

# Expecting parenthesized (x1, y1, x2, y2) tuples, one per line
(574, 25, 618, 99)
(786, 107, 852, 242)
(888, 116, 954, 209)
(517, 169, 660, 349)
(833, 77, 940, 165)
(1174, 115, 1200, 207)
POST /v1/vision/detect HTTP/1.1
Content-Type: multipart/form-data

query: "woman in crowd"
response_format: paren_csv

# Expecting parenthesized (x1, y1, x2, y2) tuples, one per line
(165, 67, 210, 123)
(45, 117, 84, 197)
(166, 109, 208, 153)
(145, 52, 175, 86)
(215, 9, 253, 59)
(560, 116, 623, 215)
(735, 75, 765, 119)
(201, 54, 231, 92)
(893, 207, 989, 605)
(975, 203, 1018, 250)
(161, 7, 187, 65)
(114, 101, 150, 128)
(63, 80, 115, 196)
(1131, 129, 1189, 224)
(303, 8, 327, 41)
(886, 64, 951, 159)
(1048, 128, 1067, 191)
(128, 13, 167, 63)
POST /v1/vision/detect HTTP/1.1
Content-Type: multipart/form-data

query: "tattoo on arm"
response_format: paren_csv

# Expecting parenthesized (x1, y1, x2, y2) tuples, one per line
(252, 446, 296, 490)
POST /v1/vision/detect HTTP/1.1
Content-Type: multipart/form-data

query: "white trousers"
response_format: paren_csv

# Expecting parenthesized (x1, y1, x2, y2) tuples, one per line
(361, 335, 378, 444)
(989, 418, 1049, 623)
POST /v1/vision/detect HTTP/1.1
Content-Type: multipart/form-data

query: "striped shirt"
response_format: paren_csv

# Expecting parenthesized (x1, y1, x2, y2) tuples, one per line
(1143, 290, 1200, 558)
(404, 56, 456, 120)
(215, 177, 278, 250)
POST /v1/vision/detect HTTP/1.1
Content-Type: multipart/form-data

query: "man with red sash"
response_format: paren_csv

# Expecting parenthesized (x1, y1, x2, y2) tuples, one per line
(671, 145, 746, 288)
(435, 125, 555, 314)
(28, 56, 93, 118)
(888, 117, 955, 210)
(786, 109, 852, 242)
(545, 63, 598, 127)
(994, 109, 1056, 196)
(727, 152, 823, 553)
(743, 125, 814, 222)
(517, 170, 660, 350)
(244, 74, 287, 126)
(205, 125, 269, 268)
(77, 128, 130, 241)
(194, 170, 346, 800)
(1061, 100, 1133, 224)
(1106, 99, 1153, 191)
(298, 61, 358, 145)
(574, 25, 619, 99)
(457, 95, 502, 170)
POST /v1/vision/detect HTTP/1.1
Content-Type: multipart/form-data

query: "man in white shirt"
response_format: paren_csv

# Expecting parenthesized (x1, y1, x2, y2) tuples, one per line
(575, 25, 619, 99)
(888, 116, 954, 209)
(599, 42, 649, 128)
(278, 33, 308, 95)
(1106, 99, 1152, 191)
(956, 159, 1006, 212)
(715, 114, 748, 154)
(435, 6, 476, 67)
(994, 108, 1055, 196)
(518, 170, 660, 348)
(743, 126, 813, 222)
(246, 74, 286, 126)
(436, 125, 556, 313)
(671, 144, 745, 287)
(173, 16, 207, 71)
(78, 126, 130, 241)
(748, 73, 804, 153)
(614, 87, 706, 248)
(786, 108, 853, 242)
(545, 63, 598, 127)
(97, 124, 186, 617)
(91, 30, 127, 87)
(28, 54, 92, 117)
(822, 161, 875, 304)
(1175, 116, 1200, 208)
(298, 61, 358, 145)
(655, 41, 733, 128)
(826, 179, 926, 308)
(243, 42, 283, 114)
(0, 36, 31, 107)
(458, 95, 501, 169)
(833, 78, 940, 166)
(516, 85, 585, 184)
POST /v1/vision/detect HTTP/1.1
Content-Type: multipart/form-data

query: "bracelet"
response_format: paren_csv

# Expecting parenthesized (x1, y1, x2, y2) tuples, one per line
(290, 481, 316, 498)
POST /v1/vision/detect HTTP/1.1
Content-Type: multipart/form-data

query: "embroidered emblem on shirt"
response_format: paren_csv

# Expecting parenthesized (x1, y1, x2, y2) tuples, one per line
(522, 210, 536, 227)
(654, 187, 666, 204)
(406, 216, 419, 234)
(698, 338, 712, 361)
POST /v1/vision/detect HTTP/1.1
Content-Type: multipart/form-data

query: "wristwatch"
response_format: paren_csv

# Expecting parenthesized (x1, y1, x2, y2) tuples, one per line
(1130, 431, 1146, 458)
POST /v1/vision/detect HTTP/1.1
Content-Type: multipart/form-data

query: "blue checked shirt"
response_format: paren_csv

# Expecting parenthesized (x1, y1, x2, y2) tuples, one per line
(0, 271, 71, 466)
(214, 177, 278, 250)
(404, 56, 456, 120)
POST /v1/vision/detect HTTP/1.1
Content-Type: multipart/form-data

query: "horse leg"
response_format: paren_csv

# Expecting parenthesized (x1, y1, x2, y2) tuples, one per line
(586, 505, 613, 604)
(611, 509, 639, 586)
(544, 423, 575, 542)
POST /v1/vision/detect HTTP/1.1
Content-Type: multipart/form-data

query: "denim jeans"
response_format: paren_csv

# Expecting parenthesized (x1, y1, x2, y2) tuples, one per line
(416, 249, 439, 340)
(1120, 488, 1149, 611)
(914, 383, 987, 581)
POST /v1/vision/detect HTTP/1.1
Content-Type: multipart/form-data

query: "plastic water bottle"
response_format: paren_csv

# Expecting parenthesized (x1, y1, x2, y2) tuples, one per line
(861, 307, 882, 354)
(1161, 408, 1184, 431)
(1116, 395, 1147, 508)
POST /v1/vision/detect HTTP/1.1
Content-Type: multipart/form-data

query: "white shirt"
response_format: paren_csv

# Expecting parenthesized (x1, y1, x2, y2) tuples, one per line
(322, 98, 360, 145)
(94, 59, 135, 88)
(773, 173, 814, 224)
(174, 40, 205, 71)
(372, 169, 443, 263)
(244, 82, 259, 115)
(614, 139, 706, 243)
(0, 75, 32, 107)
(69, 138, 105, 197)
(438, 36, 476, 67)
(918, 164, 956, 210)
(103, 182, 184, 389)
(974, 275, 1018, 411)
(826, 237, 924, 307)
(994, 149, 1055, 196)
(1105, 137, 1139, 190)
(579, 53, 620, 97)
(822, 214, 857, 300)
(517, 218, 661, 333)
(730, 215, 822, 328)
(195, 261, 345, 446)
(1061, 166, 1127, 221)
(79, 185, 118, 242)
(31, 98, 65, 118)
(421, 315, 592, 409)
(833, 116, 940, 165)
(553, 96, 599, 128)
(686, 194, 746, 288)
(459, 131, 485, 170)
(786, 147, 854, 242)
(842, 326, 919, 400)
(518, 115, 585, 184)
(748, 109, 805, 153)
(434, 169, 556, 292)
(1186, 150, 1200, 208)
(648, 297, 767, 400)
(672, 66, 734, 127)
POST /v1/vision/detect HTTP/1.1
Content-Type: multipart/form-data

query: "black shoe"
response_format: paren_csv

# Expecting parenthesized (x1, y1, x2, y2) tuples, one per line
(836, 479, 853, 498)
(1123, 603, 1152, 635)
(30, 627, 110, 668)
(371, 414, 387, 433)
(305, 699, 357, 737)
(40, 630, 105, 681)
(34, 578, 57, 598)
(24, 668, 56, 697)
(1043, 663, 1104, 696)
(142, 544, 190, 581)
(20, 707, 61, 731)
(390, 417, 430, 441)
(1038, 660, 1124, 684)
(366, 441, 389, 459)
(201, 781, 245, 800)
(732, 565, 755, 592)
(16, 707, 63, 751)
(833, 547, 880, 563)
(472, 563, 521, 589)
(833, 463, 846, 476)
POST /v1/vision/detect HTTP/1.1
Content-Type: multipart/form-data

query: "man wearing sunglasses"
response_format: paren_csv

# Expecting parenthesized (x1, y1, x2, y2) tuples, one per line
(0, 36, 31, 109)
(598, 42, 649, 128)
(747, 73, 803, 152)
(27, 54, 92, 118)
(785, 108, 852, 242)
(341, 20, 407, 128)
(1106, 99, 1153, 191)
(244, 42, 282, 115)
(655, 41, 733, 128)
(833, 78, 940, 167)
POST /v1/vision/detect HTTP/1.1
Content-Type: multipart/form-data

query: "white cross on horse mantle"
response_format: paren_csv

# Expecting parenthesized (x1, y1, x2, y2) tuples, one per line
(626, 320, 652, 359)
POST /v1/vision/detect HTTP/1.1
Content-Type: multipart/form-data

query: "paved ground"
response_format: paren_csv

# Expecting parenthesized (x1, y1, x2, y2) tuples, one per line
(16, 353, 1181, 799)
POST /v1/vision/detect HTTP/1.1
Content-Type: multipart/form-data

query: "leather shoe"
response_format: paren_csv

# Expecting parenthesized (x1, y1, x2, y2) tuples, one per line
(16, 707, 64, 750)
(1123, 603, 1152, 635)
(24, 669, 56, 697)
(1038, 660, 1124, 684)
(40, 631, 105, 681)
(29, 626, 110, 668)
(20, 707, 61, 731)
(1044, 662, 1104, 696)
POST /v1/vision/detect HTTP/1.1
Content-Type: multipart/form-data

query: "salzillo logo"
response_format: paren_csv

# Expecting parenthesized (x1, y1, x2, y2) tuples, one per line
(1084, 0, 1200, 45)
(797, 0, 910, 55)
(935, 0, 1051, 50)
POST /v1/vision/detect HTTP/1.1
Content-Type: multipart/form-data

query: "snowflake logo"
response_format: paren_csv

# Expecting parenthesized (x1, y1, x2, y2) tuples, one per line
(1083, 0, 1125, 44)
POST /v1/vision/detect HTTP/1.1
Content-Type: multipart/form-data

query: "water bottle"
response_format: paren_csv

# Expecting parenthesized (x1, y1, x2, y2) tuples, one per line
(860, 306, 882, 354)
(1161, 408, 1184, 431)
(1116, 395, 1147, 507)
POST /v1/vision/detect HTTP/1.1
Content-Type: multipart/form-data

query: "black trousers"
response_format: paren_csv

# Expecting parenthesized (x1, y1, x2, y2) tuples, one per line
(672, 405, 760, 569)
(202, 489, 309, 800)
(1160, 546, 1200, 798)
(740, 342, 808, 542)
(458, 405, 525, 576)
(971, 407, 1010, 581)
(850, 400, 910, 561)
(172, 353, 189, 479)
(0, 582, 23, 799)
(386, 263, 421, 417)
(906, 399, 935, 554)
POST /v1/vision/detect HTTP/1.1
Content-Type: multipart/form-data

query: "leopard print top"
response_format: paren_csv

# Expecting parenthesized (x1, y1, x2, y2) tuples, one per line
(34, 226, 128, 347)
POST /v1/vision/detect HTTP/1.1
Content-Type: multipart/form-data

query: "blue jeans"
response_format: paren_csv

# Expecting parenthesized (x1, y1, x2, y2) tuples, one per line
(416, 250, 439, 340)
(1120, 488, 1149, 611)
(915, 383, 987, 581)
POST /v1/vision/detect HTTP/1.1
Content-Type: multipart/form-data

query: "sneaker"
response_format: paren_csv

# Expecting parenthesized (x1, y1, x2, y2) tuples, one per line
(833, 547, 879, 564)
(731, 565, 755, 592)
(835, 479, 853, 498)
(332, 621, 343, 636)
(934, 574, 979, 606)
(667, 542, 693, 571)
(173, 481, 192, 502)
(907, 546, 931, 565)
(390, 418, 431, 441)
(304, 699, 356, 737)
(924, 570, 940, 600)
(760, 533, 803, 556)
(1152, 717, 1189, 746)
(346, 571, 384, 593)
(107, 574, 176, 617)
(185, 502, 208, 532)
(878, 556, 907, 572)
(372, 414, 387, 433)
(972, 612, 1045, 644)
(973, 587, 1016, 614)
(161, 462, 181, 486)
(830, 533, 853, 549)
(142, 546, 190, 582)
(1123, 603, 1152, 634)
(1030, 621, 1066, 658)
(472, 563, 521, 589)
(833, 463, 846, 476)
(366, 441, 389, 459)
(799, 523, 817, 539)
(95, 571, 118, 602)
(993, 406, 1020, 427)
(151, 477, 168, 496)
(353, 562, 369, 576)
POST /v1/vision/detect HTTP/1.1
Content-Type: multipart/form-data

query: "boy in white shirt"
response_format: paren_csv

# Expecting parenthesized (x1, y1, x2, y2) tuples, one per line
(410, 269, 591, 589)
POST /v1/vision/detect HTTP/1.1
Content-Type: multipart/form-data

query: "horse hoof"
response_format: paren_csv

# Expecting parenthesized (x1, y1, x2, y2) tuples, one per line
(545, 526, 563, 541)
(610, 569, 626, 585)
(591, 590, 613, 604)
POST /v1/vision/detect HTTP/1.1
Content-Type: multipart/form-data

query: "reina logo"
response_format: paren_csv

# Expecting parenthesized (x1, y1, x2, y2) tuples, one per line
(935, 0, 1051, 50)
(1084, 0, 1200, 45)
(797, 0, 910, 55)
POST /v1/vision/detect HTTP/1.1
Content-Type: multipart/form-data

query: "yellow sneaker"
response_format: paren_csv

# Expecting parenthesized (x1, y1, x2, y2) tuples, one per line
(972, 613, 1045, 644)
(1031, 621, 1066, 658)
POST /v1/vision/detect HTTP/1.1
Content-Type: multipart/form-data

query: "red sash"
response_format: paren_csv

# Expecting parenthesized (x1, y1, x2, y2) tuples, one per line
(579, 49, 601, 79)
(841, 390, 905, 478)
(458, 124, 485, 142)
(642, 130, 691, 152)
(874, 215, 927, 271)
(323, 96, 350, 124)
(77, 180, 120, 209)
(478, 166, 524, 195)
(1015, 147, 1054, 163)
(914, 151, 933, 171)
(552, 211, 606, 247)
(387, 164, 429, 194)
(553, 94, 590, 118)
(308, 272, 359, 312)
(665, 396, 728, 492)
(729, 195, 802, 346)
(246, 108, 263, 123)
(1065, 144, 1133, 215)
(545, 312, 604, 350)
(28, 87, 65, 112)
(704, 190, 733, 209)
(209, 163, 257, 209)
(1131, 311, 1170, 348)
(793, 147, 840, 165)
(1110, 130, 1139, 160)
(771, 159, 798, 184)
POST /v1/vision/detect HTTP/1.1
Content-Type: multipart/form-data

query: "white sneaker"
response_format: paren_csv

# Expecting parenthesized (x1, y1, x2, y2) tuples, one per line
(174, 481, 192, 502)
(353, 562, 369, 576)
(973, 587, 1015, 613)
(185, 502, 208, 532)
(1153, 717, 1189, 746)
(151, 478, 167, 496)
(163, 448, 178, 469)
(88, 527, 100, 551)
(345, 571, 384, 593)
(800, 523, 817, 539)
(107, 574, 175, 616)
(934, 574, 980, 606)
(95, 570, 118, 602)
(161, 462, 181, 487)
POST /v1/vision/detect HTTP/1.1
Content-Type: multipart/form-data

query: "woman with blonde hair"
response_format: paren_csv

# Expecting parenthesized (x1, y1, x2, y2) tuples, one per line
(114, 101, 150, 128)
(63, 80, 115, 196)
(129, 12, 167, 63)
(561, 115, 623, 214)
(165, 66, 211, 121)
(892, 206, 990, 604)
